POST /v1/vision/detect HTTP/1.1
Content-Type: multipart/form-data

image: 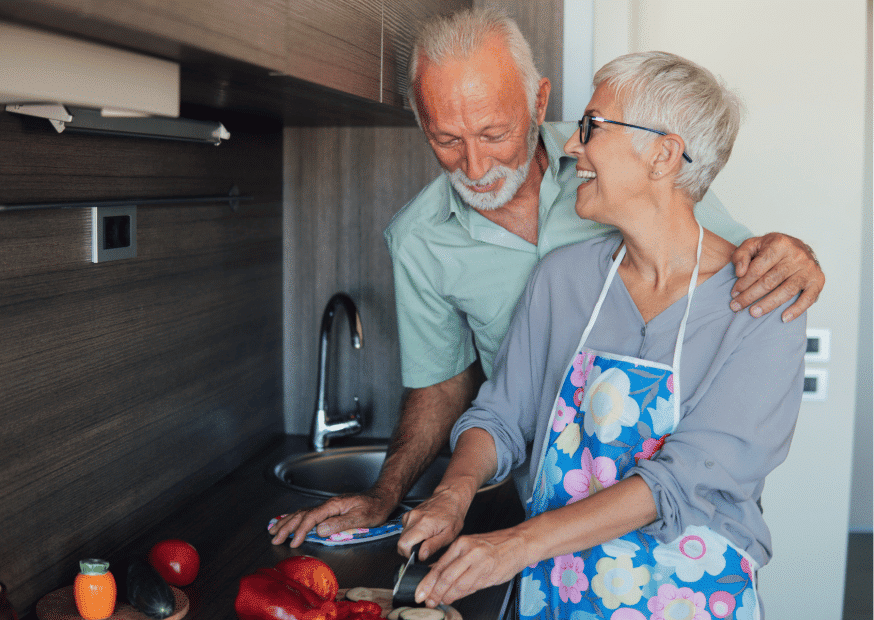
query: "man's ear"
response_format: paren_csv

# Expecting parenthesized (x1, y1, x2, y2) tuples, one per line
(535, 78, 551, 125)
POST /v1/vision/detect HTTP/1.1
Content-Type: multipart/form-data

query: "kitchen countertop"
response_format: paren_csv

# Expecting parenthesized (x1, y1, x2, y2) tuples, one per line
(28, 434, 525, 620)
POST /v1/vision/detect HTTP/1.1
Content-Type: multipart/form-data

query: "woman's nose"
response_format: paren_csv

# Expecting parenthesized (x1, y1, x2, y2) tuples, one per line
(564, 130, 583, 157)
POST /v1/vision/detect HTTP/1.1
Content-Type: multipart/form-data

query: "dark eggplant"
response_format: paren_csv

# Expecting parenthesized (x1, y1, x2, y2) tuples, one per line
(127, 559, 175, 619)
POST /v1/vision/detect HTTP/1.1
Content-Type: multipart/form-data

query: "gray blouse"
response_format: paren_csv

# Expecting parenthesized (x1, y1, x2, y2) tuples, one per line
(451, 233, 806, 568)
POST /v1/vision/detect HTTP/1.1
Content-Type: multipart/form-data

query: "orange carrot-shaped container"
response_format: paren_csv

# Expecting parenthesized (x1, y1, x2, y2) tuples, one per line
(73, 559, 116, 620)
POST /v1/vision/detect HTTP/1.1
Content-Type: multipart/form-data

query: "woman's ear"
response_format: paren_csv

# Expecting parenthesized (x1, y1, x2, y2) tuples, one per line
(650, 133, 687, 175)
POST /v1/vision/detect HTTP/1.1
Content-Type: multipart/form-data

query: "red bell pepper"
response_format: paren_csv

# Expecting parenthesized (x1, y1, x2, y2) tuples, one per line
(234, 568, 338, 620)
(334, 600, 382, 620)
(235, 558, 385, 620)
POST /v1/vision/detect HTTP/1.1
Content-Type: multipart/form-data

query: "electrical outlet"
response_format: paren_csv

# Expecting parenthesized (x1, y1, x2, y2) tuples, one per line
(92, 206, 136, 262)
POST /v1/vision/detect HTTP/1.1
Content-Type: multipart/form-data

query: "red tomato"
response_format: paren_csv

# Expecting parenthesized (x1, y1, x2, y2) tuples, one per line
(147, 539, 200, 586)
(273, 556, 338, 601)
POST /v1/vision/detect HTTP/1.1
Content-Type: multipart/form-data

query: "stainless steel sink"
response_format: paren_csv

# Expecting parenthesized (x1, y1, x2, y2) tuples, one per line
(269, 445, 507, 503)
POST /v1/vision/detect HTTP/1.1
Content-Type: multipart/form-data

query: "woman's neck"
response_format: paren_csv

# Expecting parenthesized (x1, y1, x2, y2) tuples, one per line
(612, 194, 733, 323)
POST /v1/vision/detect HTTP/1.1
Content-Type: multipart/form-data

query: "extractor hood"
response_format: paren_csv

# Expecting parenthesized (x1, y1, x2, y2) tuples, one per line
(1, 22, 229, 144)
(0, 21, 179, 116)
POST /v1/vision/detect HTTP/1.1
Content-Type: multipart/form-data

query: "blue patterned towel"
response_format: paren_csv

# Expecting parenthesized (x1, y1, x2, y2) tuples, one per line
(267, 507, 409, 546)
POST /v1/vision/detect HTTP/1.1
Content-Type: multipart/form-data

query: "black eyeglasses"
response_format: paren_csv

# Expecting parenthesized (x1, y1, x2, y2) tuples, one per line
(578, 115, 693, 163)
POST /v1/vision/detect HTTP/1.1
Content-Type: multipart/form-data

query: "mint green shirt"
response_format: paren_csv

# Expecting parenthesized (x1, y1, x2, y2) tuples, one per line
(384, 122, 752, 389)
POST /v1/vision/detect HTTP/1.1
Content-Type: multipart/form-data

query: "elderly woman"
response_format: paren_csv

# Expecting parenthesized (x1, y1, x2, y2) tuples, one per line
(398, 51, 806, 618)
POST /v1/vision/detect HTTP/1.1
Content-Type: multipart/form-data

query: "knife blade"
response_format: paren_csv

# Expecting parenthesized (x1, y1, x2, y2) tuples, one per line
(393, 541, 422, 599)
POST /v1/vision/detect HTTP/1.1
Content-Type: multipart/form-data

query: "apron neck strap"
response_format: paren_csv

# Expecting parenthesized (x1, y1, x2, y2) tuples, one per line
(670, 223, 705, 418)
(579, 224, 705, 412)
(578, 242, 626, 348)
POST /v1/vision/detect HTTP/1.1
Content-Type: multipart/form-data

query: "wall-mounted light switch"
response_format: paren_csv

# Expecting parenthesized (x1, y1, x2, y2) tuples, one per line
(92, 206, 136, 262)
(805, 328, 830, 363)
(802, 368, 828, 401)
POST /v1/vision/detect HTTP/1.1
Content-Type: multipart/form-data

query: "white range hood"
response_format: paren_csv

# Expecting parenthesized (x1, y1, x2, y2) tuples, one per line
(0, 22, 228, 144)
(0, 21, 180, 117)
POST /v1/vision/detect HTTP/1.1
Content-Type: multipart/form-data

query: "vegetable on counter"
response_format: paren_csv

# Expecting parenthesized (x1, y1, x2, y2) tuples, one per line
(126, 559, 176, 619)
(147, 539, 200, 587)
(73, 559, 117, 620)
(273, 556, 338, 601)
(234, 569, 337, 620)
(234, 557, 382, 620)
(398, 609, 445, 620)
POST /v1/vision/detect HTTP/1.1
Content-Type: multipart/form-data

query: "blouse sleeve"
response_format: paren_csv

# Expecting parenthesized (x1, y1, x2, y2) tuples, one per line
(630, 304, 807, 557)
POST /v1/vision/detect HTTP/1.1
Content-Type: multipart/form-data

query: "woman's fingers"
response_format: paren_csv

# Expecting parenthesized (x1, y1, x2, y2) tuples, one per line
(414, 532, 524, 607)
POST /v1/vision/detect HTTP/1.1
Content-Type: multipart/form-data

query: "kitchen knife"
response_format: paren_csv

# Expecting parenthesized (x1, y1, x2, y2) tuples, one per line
(393, 542, 428, 607)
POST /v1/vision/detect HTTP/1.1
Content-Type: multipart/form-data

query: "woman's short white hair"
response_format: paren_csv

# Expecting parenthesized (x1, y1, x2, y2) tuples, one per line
(407, 8, 542, 127)
(594, 51, 744, 202)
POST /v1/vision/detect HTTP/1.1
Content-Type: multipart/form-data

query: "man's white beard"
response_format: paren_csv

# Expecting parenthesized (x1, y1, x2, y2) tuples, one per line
(448, 157, 533, 211)
(447, 119, 540, 211)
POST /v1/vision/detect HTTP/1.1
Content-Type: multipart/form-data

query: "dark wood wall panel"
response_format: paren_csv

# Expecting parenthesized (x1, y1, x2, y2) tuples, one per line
(473, 0, 564, 122)
(283, 126, 442, 438)
(287, 0, 383, 102)
(0, 109, 283, 614)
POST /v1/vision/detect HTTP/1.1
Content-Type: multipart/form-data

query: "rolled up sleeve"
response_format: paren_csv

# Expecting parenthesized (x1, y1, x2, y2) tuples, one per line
(631, 307, 806, 565)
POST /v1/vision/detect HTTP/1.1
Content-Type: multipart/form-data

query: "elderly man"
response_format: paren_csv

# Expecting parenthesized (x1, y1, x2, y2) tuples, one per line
(270, 8, 823, 549)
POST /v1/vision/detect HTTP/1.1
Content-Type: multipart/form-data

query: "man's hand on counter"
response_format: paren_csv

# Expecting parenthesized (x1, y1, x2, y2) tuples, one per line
(268, 489, 397, 548)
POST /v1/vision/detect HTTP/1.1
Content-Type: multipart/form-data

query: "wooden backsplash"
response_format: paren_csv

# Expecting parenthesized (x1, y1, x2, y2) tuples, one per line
(0, 108, 283, 614)
(283, 126, 442, 438)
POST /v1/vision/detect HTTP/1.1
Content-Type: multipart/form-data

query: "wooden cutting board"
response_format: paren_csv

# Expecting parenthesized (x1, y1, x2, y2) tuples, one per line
(338, 587, 461, 619)
(36, 585, 189, 620)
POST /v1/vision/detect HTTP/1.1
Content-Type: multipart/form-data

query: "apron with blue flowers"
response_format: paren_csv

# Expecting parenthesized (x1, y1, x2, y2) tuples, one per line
(518, 226, 761, 620)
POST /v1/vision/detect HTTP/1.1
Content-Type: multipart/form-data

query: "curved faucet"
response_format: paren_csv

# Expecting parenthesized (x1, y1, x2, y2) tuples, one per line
(311, 293, 364, 451)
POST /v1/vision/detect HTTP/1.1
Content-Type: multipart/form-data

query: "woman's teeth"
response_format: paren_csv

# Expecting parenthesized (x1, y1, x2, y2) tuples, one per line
(576, 170, 596, 180)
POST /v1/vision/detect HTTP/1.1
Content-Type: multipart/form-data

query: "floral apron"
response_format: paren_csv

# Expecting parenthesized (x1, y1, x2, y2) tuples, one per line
(518, 226, 761, 620)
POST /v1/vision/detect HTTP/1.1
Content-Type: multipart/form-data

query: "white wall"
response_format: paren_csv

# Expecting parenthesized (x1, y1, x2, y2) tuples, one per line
(585, 1, 869, 618)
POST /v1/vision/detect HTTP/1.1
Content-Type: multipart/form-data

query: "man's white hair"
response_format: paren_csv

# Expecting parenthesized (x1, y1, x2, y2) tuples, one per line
(407, 7, 542, 127)
(594, 51, 744, 202)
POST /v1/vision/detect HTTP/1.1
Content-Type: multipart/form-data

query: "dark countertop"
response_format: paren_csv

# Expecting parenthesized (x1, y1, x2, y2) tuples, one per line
(40, 434, 525, 620)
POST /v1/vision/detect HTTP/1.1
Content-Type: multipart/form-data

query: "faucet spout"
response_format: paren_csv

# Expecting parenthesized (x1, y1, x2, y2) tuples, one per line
(312, 293, 364, 452)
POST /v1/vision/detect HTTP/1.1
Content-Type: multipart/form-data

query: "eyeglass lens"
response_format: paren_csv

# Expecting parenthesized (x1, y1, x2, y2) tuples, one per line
(578, 117, 591, 144)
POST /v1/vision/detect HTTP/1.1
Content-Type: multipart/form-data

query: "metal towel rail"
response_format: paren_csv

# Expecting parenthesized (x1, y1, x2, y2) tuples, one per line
(0, 186, 252, 213)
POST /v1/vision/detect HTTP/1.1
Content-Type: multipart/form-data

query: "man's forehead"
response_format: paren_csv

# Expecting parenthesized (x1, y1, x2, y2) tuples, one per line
(416, 44, 526, 123)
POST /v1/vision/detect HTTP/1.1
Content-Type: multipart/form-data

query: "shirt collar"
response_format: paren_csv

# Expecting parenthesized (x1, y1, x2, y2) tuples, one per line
(539, 121, 578, 182)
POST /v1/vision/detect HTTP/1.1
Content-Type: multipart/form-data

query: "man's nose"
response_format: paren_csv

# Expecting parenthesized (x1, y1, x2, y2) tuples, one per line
(461, 140, 492, 181)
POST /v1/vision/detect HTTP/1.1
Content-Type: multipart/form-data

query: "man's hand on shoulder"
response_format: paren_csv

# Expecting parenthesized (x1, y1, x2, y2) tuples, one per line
(730, 232, 824, 322)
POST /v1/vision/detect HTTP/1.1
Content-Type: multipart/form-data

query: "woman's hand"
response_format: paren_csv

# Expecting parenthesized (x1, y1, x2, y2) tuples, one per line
(399, 428, 499, 560)
(413, 528, 529, 608)
(397, 486, 470, 561)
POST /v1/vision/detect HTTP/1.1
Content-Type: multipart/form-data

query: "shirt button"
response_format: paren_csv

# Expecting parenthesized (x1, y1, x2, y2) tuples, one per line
(705, 460, 715, 469)
(640, 326, 646, 337)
